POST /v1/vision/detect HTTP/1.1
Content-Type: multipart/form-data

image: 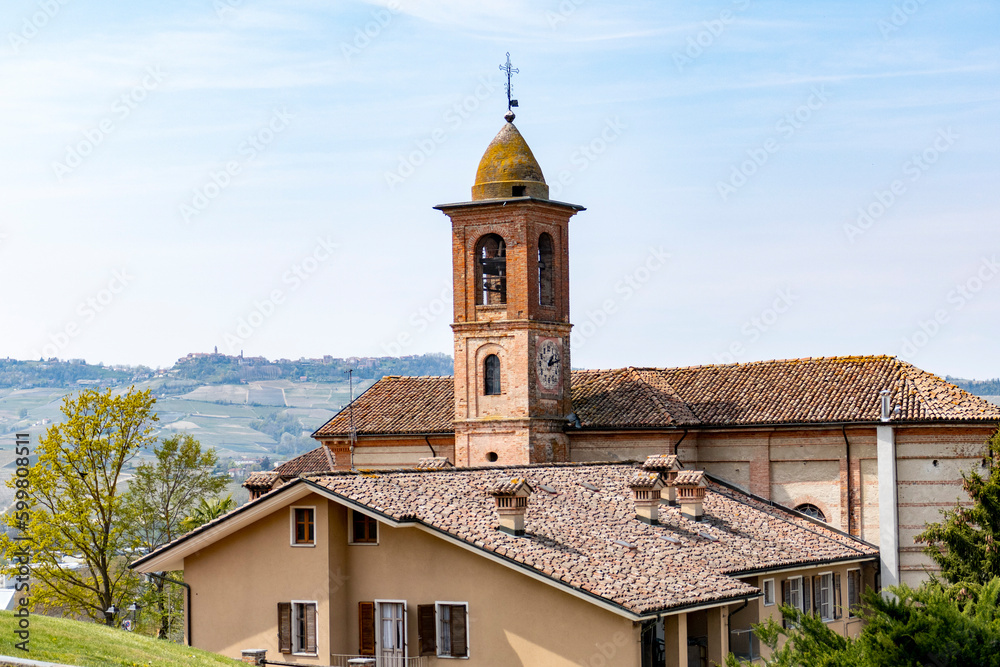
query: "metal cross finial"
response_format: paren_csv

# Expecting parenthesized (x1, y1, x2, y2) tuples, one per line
(499, 52, 519, 113)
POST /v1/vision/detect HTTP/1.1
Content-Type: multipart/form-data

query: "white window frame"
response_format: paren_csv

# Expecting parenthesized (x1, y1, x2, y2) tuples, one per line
(788, 576, 803, 611)
(435, 601, 470, 659)
(847, 568, 862, 618)
(762, 578, 775, 606)
(375, 599, 408, 659)
(349, 508, 380, 546)
(290, 599, 318, 656)
(290, 506, 316, 547)
(818, 572, 833, 620)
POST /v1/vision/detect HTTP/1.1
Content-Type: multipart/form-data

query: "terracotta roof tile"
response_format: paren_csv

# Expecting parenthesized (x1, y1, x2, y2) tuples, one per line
(310, 356, 1000, 437)
(313, 375, 453, 437)
(629, 471, 663, 488)
(642, 454, 679, 471)
(307, 463, 877, 615)
(271, 445, 336, 477)
(243, 471, 279, 489)
(416, 456, 453, 470)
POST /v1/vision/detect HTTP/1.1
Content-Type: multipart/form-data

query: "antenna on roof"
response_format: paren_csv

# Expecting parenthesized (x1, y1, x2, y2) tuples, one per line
(347, 369, 357, 469)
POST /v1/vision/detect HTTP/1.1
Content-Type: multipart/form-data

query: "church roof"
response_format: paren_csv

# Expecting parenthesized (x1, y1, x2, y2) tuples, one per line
(313, 356, 999, 438)
(471, 118, 549, 201)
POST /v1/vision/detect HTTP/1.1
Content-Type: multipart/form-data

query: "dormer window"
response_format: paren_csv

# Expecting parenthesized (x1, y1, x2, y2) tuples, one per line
(484, 354, 501, 395)
(538, 233, 554, 306)
(475, 234, 506, 305)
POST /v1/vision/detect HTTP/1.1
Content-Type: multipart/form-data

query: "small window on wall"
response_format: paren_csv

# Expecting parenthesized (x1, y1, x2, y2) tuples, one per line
(484, 354, 501, 395)
(278, 601, 317, 655)
(291, 507, 315, 546)
(763, 578, 775, 606)
(847, 569, 862, 617)
(795, 504, 826, 522)
(538, 233, 554, 306)
(351, 509, 378, 544)
(418, 603, 469, 658)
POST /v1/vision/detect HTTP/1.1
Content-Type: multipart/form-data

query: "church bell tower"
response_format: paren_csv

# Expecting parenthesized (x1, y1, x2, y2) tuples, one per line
(435, 111, 584, 466)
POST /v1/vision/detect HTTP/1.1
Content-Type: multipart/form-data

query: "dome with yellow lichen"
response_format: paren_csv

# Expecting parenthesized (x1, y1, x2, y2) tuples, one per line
(471, 114, 549, 201)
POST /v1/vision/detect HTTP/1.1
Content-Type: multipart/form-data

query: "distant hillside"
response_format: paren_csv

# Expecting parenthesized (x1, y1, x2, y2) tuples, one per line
(0, 358, 151, 389)
(172, 352, 452, 384)
(0, 353, 452, 389)
(947, 376, 1000, 397)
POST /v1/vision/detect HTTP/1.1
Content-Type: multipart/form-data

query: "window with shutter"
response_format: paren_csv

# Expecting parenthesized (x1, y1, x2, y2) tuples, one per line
(278, 602, 292, 653)
(802, 576, 811, 613)
(359, 601, 376, 656)
(352, 510, 378, 544)
(813, 576, 821, 615)
(418, 605, 436, 656)
(434, 602, 468, 658)
(782, 579, 790, 606)
(847, 569, 861, 617)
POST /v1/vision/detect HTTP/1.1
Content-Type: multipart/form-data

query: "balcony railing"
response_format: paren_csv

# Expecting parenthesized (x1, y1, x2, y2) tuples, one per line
(328, 656, 428, 667)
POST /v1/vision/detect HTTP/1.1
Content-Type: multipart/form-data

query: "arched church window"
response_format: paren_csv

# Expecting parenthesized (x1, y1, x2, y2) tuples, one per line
(484, 354, 501, 395)
(538, 233, 554, 306)
(475, 234, 506, 305)
(795, 504, 826, 522)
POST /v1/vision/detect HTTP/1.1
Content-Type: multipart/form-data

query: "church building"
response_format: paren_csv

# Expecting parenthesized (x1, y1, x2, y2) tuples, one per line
(265, 110, 999, 592)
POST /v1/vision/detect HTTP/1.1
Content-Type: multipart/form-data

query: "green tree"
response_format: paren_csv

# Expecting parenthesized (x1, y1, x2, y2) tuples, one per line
(727, 578, 1000, 667)
(179, 495, 236, 533)
(916, 427, 1000, 586)
(0, 387, 158, 625)
(125, 434, 226, 638)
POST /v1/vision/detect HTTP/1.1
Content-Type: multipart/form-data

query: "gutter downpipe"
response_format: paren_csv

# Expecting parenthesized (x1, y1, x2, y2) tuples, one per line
(147, 572, 192, 646)
(673, 429, 688, 462)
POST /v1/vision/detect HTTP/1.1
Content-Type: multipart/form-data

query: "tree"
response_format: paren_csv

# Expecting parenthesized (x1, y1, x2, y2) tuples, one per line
(916, 427, 1000, 586)
(0, 387, 158, 625)
(727, 578, 1000, 667)
(179, 495, 236, 533)
(125, 434, 226, 638)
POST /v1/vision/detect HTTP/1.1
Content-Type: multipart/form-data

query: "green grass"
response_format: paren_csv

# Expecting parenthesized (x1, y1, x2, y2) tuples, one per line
(0, 611, 236, 666)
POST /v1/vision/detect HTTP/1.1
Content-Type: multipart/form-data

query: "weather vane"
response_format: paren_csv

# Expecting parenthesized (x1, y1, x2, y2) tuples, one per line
(499, 52, 519, 115)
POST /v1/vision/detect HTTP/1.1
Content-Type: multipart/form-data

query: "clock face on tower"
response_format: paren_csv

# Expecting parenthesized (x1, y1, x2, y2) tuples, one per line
(536, 338, 562, 393)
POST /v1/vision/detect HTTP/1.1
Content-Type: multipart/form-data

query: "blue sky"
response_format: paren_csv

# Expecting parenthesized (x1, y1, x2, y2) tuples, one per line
(2, 0, 998, 379)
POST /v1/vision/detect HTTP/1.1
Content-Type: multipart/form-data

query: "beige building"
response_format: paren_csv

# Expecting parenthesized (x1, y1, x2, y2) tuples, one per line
(132, 457, 878, 666)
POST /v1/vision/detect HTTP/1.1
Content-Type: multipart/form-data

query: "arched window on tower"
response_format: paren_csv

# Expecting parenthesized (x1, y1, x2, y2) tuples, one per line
(538, 233, 554, 307)
(475, 234, 506, 305)
(484, 354, 501, 395)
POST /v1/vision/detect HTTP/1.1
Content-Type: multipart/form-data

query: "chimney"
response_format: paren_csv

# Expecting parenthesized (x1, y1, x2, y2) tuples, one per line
(630, 471, 665, 525)
(643, 454, 681, 505)
(416, 456, 453, 470)
(491, 478, 532, 536)
(674, 470, 708, 521)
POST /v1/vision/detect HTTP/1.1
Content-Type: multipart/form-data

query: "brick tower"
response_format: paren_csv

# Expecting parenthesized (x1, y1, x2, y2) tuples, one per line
(435, 112, 585, 466)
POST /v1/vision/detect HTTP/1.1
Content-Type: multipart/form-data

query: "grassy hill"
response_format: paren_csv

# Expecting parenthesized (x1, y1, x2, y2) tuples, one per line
(0, 611, 236, 666)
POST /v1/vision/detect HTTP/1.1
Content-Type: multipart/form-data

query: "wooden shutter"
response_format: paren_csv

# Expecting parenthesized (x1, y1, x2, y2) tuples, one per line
(359, 601, 376, 656)
(305, 603, 317, 653)
(450, 605, 468, 658)
(781, 580, 790, 629)
(418, 604, 437, 656)
(278, 602, 292, 653)
(802, 577, 811, 613)
(834, 573, 842, 619)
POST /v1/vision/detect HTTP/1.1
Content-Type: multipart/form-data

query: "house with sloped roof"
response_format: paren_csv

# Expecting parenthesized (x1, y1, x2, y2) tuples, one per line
(133, 457, 878, 665)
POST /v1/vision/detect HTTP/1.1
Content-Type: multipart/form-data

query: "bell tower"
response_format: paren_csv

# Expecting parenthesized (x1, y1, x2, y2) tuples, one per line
(435, 112, 584, 466)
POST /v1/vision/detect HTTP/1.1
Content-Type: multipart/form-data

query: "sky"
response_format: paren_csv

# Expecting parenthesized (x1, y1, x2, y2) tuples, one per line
(1, 0, 998, 380)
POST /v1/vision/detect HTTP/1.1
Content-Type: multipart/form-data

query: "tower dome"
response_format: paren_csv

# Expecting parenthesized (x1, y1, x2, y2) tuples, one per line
(471, 114, 549, 201)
